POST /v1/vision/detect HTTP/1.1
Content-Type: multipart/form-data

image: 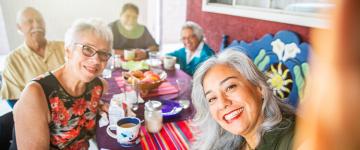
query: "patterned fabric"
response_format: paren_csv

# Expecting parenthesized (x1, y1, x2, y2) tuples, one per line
(0, 41, 65, 99)
(140, 120, 194, 150)
(34, 72, 103, 149)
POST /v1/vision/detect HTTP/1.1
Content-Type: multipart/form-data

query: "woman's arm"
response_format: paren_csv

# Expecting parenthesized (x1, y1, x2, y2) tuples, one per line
(13, 82, 50, 150)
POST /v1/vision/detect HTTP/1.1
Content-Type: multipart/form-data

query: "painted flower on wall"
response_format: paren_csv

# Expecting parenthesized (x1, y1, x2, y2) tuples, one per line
(271, 39, 300, 62)
(265, 63, 293, 99)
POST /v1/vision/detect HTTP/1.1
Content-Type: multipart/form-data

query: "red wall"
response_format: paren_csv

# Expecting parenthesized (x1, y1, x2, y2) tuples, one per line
(187, 0, 311, 52)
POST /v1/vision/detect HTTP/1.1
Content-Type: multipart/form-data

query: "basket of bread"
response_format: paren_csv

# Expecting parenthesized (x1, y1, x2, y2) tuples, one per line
(123, 70, 167, 95)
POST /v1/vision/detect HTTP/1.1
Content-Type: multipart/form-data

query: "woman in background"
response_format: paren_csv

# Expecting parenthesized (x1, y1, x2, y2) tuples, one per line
(167, 21, 214, 76)
(109, 3, 158, 60)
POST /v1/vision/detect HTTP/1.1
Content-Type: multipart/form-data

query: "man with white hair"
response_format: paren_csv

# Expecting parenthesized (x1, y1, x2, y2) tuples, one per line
(0, 7, 65, 149)
(0, 7, 65, 107)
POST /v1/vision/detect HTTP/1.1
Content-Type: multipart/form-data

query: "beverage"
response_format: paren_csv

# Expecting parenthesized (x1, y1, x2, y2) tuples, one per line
(144, 100, 163, 133)
(124, 50, 135, 61)
(163, 56, 177, 70)
(119, 122, 136, 128)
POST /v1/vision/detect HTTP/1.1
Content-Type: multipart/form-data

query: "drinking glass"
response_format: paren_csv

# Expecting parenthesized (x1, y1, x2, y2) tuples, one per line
(175, 79, 191, 109)
(123, 82, 140, 111)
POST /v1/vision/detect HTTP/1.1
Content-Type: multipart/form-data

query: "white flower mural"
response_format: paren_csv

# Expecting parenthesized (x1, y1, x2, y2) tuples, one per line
(271, 39, 285, 61)
(271, 39, 301, 62)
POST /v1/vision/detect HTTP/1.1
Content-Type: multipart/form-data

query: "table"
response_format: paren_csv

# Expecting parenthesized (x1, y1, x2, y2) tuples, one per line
(96, 68, 195, 150)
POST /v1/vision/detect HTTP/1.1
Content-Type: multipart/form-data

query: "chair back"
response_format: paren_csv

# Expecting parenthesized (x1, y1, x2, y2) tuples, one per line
(221, 30, 310, 107)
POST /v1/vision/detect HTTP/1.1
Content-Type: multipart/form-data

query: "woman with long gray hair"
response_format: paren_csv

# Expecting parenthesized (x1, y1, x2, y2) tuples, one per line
(191, 49, 296, 150)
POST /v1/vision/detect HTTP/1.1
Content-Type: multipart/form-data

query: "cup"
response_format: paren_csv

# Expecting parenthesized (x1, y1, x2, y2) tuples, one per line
(163, 56, 177, 70)
(124, 49, 135, 61)
(102, 68, 112, 78)
(106, 117, 141, 147)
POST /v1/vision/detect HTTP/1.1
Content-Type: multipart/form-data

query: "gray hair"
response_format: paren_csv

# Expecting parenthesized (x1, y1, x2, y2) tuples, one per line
(191, 48, 294, 150)
(64, 18, 113, 49)
(16, 7, 43, 24)
(181, 21, 204, 41)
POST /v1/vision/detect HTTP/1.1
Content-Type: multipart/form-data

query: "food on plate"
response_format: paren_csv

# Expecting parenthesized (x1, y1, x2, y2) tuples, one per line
(123, 70, 167, 96)
(125, 70, 161, 83)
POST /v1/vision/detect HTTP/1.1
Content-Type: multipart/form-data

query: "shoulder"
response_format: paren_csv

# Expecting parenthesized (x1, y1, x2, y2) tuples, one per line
(275, 114, 296, 149)
(109, 20, 117, 27)
(47, 41, 64, 49)
(202, 43, 214, 54)
(2, 45, 28, 69)
(142, 25, 150, 32)
(7, 44, 28, 59)
(13, 81, 48, 115)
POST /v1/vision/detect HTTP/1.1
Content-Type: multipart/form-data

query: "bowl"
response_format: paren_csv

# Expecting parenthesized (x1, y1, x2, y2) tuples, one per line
(123, 70, 167, 96)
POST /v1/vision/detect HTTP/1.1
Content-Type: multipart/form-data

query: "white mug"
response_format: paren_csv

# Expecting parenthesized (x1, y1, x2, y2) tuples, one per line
(163, 56, 177, 70)
(124, 50, 135, 61)
(106, 117, 141, 147)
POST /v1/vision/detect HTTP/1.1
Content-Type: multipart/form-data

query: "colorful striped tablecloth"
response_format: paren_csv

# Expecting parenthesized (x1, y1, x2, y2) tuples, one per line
(140, 120, 194, 150)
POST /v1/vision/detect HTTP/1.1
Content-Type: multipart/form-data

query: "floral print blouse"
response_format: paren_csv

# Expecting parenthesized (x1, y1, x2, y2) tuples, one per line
(34, 72, 103, 149)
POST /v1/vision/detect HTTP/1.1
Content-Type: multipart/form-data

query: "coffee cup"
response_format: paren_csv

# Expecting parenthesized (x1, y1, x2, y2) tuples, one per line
(163, 56, 177, 70)
(106, 117, 141, 147)
(124, 50, 135, 61)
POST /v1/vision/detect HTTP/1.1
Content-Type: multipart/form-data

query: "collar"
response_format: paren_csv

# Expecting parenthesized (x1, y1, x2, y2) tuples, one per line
(21, 42, 53, 61)
(185, 41, 204, 64)
(117, 20, 145, 39)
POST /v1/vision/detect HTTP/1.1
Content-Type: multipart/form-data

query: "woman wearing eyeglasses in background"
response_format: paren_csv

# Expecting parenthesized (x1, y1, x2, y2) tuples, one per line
(10, 18, 112, 149)
(166, 21, 214, 76)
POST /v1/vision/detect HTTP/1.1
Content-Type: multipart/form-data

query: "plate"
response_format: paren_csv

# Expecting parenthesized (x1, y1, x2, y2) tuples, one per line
(121, 60, 150, 71)
(160, 100, 183, 118)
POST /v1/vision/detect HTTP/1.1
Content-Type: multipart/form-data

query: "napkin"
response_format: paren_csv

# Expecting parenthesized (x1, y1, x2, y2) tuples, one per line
(98, 111, 109, 127)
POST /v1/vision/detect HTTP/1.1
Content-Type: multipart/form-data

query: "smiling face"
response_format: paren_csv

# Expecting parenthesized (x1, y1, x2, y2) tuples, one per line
(203, 64, 263, 137)
(17, 8, 46, 42)
(181, 28, 200, 52)
(120, 9, 138, 30)
(66, 31, 110, 82)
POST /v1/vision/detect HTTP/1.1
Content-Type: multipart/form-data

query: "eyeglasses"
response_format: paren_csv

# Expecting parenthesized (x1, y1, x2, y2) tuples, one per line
(74, 43, 112, 61)
(181, 34, 197, 42)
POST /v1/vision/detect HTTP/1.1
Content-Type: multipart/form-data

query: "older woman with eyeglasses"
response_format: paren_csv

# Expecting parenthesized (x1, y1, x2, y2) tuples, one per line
(166, 21, 214, 76)
(11, 18, 113, 149)
(191, 49, 296, 150)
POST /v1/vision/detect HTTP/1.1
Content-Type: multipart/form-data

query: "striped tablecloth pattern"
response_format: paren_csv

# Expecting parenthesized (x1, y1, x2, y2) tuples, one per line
(140, 120, 194, 150)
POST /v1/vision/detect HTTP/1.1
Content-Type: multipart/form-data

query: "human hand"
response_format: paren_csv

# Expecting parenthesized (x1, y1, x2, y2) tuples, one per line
(100, 102, 109, 113)
(113, 49, 124, 56)
(134, 49, 147, 61)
